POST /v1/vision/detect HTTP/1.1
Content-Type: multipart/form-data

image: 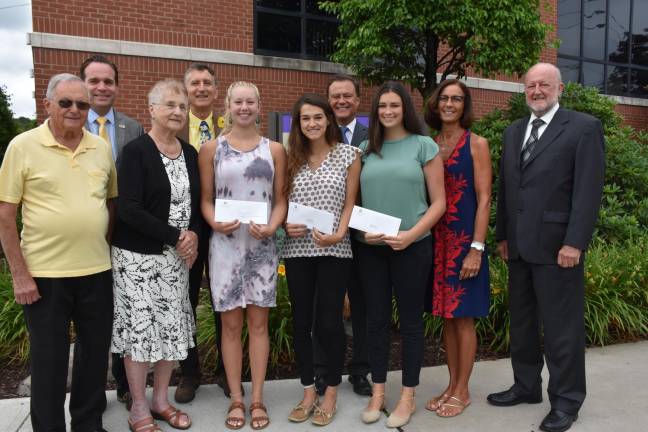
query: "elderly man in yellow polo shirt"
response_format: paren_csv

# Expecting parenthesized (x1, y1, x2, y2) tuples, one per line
(0, 73, 117, 432)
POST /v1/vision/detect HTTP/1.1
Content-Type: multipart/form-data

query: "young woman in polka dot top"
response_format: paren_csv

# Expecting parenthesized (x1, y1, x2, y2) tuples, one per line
(282, 93, 362, 426)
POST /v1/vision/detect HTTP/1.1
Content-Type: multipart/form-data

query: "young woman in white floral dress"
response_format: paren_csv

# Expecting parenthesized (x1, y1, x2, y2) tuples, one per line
(198, 81, 287, 430)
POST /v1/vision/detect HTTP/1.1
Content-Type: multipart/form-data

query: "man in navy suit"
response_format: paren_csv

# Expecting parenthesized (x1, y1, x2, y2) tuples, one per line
(488, 63, 605, 432)
(313, 74, 372, 397)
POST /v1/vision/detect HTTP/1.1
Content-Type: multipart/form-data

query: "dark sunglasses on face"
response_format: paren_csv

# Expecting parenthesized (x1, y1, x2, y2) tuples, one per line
(57, 98, 91, 110)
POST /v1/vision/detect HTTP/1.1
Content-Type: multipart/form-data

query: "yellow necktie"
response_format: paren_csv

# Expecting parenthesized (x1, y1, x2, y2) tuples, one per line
(97, 116, 111, 146)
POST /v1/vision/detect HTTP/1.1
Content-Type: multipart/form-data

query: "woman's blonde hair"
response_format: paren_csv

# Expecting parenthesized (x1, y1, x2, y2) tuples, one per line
(220, 81, 261, 135)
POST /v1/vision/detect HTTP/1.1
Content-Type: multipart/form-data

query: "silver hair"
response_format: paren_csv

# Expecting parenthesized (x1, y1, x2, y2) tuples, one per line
(148, 79, 188, 106)
(525, 62, 563, 83)
(45, 73, 85, 100)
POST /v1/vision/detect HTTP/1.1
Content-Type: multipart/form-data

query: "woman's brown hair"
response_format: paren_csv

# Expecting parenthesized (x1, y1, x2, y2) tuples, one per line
(425, 79, 474, 131)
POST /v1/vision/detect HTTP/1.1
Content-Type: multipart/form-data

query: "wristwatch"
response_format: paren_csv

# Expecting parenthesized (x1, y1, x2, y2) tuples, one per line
(470, 241, 485, 252)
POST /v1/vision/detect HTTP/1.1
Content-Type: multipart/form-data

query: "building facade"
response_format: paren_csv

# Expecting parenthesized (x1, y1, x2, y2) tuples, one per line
(29, 0, 647, 132)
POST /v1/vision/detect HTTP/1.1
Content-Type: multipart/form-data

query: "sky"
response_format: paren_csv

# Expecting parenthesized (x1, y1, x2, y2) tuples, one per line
(0, 1, 34, 118)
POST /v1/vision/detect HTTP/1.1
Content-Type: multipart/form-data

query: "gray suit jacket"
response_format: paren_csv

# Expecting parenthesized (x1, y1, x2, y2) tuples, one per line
(350, 121, 368, 147)
(114, 111, 145, 164)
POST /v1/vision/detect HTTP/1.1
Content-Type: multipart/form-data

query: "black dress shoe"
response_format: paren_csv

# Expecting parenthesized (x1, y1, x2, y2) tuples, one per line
(487, 387, 542, 406)
(314, 375, 327, 396)
(348, 374, 372, 396)
(540, 409, 578, 432)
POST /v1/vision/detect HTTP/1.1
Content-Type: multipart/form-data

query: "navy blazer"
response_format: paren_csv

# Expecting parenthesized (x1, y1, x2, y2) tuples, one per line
(112, 134, 201, 254)
(495, 108, 605, 264)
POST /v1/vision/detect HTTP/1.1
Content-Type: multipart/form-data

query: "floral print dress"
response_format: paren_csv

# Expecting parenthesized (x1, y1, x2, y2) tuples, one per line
(111, 151, 195, 362)
(209, 135, 278, 311)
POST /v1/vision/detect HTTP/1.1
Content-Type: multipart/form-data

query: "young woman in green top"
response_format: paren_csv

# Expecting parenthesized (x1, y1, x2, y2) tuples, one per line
(356, 81, 446, 428)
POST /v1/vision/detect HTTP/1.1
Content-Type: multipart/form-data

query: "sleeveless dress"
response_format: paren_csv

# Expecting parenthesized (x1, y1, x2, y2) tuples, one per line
(111, 151, 195, 362)
(431, 131, 490, 318)
(209, 135, 278, 312)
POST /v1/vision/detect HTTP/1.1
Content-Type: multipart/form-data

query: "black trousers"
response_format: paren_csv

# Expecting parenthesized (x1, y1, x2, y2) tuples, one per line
(285, 256, 350, 387)
(181, 218, 223, 378)
(508, 258, 586, 415)
(24, 270, 113, 432)
(313, 237, 370, 377)
(356, 238, 432, 387)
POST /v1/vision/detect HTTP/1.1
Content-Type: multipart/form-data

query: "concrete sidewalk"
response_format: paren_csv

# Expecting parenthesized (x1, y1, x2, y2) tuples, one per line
(2, 341, 646, 431)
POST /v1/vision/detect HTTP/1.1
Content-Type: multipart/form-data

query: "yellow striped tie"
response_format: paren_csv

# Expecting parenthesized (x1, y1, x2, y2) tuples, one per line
(97, 116, 111, 146)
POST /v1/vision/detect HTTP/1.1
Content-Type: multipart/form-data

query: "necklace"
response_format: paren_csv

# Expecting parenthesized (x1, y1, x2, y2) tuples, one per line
(438, 130, 464, 153)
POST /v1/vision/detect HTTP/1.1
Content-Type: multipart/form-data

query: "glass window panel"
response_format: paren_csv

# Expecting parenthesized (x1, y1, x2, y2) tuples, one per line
(256, 0, 301, 11)
(629, 68, 648, 96)
(582, 62, 605, 91)
(607, 0, 631, 63)
(306, 19, 338, 58)
(583, 0, 606, 60)
(305, 0, 336, 16)
(256, 12, 301, 53)
(558, 57, 580, 83)
(558, 0, 581, 56)
(631, 0, 648, 66)
(606, 66, 629, 95)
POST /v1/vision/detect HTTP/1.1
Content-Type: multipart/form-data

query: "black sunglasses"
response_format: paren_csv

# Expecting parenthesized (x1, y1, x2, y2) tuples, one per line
(57, 98, 91, 110)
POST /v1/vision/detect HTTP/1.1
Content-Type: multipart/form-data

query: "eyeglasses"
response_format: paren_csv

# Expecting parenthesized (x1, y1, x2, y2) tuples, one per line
(57, 98, 91, 110)
(152, 103, 188, 112)
(439, 95, 465, 103)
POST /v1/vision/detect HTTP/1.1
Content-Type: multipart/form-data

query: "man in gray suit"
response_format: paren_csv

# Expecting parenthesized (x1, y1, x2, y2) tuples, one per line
(313, 74, 371, 397)
(80, 54, 144, 408)
(488, 63, 605, 432)
(81, 55, 144, 166)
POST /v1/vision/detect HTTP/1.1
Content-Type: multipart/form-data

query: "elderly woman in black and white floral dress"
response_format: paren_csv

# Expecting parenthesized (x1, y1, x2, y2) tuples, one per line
(111, 79, 200, 432)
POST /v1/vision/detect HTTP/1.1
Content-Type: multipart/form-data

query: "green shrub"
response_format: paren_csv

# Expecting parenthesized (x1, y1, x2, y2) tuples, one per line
(0, 262, 29, 363)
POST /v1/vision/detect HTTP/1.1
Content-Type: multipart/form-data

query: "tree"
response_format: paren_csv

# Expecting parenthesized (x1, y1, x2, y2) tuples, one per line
(0, 86, 17, 162)
(321, 0, 551, 100)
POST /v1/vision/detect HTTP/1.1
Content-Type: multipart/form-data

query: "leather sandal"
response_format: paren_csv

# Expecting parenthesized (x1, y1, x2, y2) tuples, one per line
(288, 397, 318, 422)
(249, 401, 270, 430)
(128, 417, 162, 432)
(312, 403, 337, 426)
(426, 393, 450, 411)
(151, 405, 191, 430)
(437, 395, 471, 418)
(225, 400, 246, 430)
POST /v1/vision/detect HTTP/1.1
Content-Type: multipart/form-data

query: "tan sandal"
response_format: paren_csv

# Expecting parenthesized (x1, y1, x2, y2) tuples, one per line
(426, 393, 450, 411)
(249, 401, 270, 430)
(225, 401, 246, 430)
(128, 417, 162, 432)
(312, 403, 337, 426)
(437, 396, 471, 418)
(386, 394, 416, 428)
(361, 392, 384, 424)
(288, 397, 318, 422)
(151, 405, 191, 430)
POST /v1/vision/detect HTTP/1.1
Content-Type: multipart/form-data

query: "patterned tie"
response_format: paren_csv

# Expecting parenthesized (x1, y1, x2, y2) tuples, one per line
(199, 120, 212, 145)
(97, 116, 111, 146)
(340, 126, 349, 144)
(521, 118, 545, 163)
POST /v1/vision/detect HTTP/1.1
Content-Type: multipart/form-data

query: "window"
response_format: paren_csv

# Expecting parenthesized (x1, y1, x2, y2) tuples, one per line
(557, 0, 648, 98)
(254, 0, 339, 61)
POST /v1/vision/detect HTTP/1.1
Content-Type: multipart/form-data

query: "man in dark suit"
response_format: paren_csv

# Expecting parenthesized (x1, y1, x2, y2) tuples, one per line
(488, 63, 605, 432)
(174, 63, 229, 403)
(313, 74, 372, 397)
(81, 55, 144, 165)
(80, 54, 144, 409)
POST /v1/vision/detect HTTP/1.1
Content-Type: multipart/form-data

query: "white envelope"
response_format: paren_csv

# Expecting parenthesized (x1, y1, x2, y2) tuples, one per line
(215, 199, 268, 225)
(286, 202, 335, 235)
(348, 205, 401, 237)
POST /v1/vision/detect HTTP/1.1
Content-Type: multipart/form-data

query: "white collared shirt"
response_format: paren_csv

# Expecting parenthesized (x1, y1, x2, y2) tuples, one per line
(523, 103, 560, 144)
(340, 117, 357, 144)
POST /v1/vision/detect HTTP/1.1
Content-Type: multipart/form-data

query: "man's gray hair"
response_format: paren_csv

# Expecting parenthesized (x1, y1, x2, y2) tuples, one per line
(45, 73, 85, 100)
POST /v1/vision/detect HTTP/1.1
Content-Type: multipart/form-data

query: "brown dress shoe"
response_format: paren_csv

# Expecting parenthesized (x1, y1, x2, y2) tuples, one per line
(174, 376, 200, 403)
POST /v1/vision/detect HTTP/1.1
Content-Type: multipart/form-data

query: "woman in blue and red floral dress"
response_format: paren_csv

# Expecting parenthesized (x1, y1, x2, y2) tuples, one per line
(424, 79, 492, 418)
